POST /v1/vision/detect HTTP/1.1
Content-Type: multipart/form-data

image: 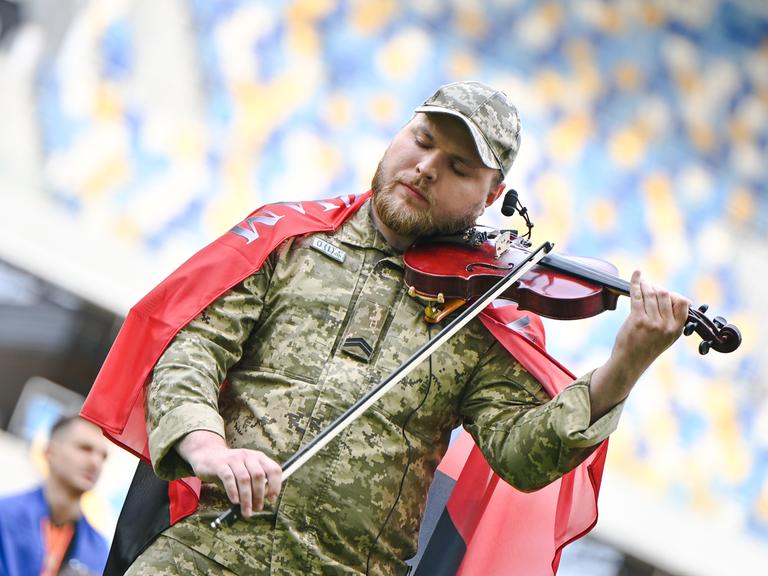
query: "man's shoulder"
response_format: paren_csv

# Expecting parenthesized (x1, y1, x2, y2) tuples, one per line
(0, 486, 44, 525)
(0, 486, 43, 507)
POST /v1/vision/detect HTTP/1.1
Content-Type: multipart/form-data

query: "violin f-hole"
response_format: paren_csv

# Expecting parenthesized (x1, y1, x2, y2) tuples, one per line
(466, 262, 512, 272)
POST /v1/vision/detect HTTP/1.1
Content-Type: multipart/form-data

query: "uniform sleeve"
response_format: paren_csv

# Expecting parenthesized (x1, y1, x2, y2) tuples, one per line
(146, 266, 272, 480)
(460, 342, 623, 492)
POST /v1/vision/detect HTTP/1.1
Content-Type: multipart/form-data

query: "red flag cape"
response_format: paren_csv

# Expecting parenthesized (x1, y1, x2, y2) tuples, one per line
(414, 302, 608, 575)
(82, 192, 606, 573)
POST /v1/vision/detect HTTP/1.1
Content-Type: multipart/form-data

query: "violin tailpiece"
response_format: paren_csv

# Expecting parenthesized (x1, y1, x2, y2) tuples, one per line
(406, 285, 467, 324)
(423, 298, 466, 324)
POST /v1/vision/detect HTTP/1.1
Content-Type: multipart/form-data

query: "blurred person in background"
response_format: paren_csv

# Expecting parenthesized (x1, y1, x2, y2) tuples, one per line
(0, 415, 109, 576)
(83, 81, 690, 575)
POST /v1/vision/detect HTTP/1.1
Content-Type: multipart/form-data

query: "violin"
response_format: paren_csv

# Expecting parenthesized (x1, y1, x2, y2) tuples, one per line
(403, 229, 741, 355)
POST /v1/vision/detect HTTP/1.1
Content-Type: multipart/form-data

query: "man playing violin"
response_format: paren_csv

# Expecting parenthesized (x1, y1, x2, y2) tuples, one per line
(92, 81, 691, 575)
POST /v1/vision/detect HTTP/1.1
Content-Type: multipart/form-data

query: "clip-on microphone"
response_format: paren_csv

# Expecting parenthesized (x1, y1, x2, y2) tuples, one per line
(500, 188, 534, 238)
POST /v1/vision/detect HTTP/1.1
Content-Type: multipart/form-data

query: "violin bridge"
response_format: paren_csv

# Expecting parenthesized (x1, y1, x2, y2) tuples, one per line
(495, 231, 511, 258)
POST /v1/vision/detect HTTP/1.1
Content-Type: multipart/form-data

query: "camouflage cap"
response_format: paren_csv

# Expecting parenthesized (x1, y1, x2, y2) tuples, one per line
(414, 81, 521, 176)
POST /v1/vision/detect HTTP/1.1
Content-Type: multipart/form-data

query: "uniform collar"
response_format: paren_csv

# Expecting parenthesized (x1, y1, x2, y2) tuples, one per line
(333, 198, 400, 258)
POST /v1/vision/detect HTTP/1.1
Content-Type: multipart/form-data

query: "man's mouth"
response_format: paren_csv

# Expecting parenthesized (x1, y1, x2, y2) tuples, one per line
(81, 471, 98, 484)
(400, 181, 429, 204)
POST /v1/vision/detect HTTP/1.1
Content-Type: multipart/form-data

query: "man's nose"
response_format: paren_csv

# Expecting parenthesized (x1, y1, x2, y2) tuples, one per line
(87, 448, 107, 468)
(416, 151, 439, 181)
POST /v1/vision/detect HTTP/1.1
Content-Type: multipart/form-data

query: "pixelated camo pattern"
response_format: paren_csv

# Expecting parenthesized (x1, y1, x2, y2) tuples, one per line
(417, 81, 522, 175)
(143, 202, 613, 575)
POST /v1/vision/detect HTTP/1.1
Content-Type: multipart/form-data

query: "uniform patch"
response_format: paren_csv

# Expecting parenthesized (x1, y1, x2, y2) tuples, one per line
(310, 237, 347, 263)
(341, 336, 374, 363)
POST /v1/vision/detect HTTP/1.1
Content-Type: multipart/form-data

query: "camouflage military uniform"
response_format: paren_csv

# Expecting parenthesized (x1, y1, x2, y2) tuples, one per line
(135, 200, 621, 575)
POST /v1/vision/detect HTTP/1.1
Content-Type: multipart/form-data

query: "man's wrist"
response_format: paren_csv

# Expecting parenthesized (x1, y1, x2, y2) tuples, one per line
(176, 429, 227, 464)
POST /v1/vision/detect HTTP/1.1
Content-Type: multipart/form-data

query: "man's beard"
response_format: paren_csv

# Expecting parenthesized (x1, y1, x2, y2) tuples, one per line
(370, 159, 483, 238)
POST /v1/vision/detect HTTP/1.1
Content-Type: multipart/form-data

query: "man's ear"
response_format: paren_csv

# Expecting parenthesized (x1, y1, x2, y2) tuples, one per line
(485, 182, 506, 207)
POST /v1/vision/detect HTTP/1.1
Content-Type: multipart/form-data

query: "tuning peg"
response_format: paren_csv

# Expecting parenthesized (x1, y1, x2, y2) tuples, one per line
(699, 340, 711, 355)
(698, 304, 709, 313)
(684, 321, 697, 337)
(713, 316, 726, 329)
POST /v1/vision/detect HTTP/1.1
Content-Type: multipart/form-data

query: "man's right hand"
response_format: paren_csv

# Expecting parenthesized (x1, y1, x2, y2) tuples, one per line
(175, 430, 283, 518)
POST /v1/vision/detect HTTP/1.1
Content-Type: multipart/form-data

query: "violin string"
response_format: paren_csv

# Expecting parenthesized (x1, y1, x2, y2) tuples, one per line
(545, 253, 698, 322)
(542, 253, 630, 294)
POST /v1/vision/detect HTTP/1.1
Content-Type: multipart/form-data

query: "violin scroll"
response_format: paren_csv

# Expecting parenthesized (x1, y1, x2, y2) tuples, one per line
(684, 304, 742, 355)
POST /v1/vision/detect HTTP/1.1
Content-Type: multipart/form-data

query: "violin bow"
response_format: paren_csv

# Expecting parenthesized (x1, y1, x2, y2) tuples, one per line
(211, 241, 555, 529)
